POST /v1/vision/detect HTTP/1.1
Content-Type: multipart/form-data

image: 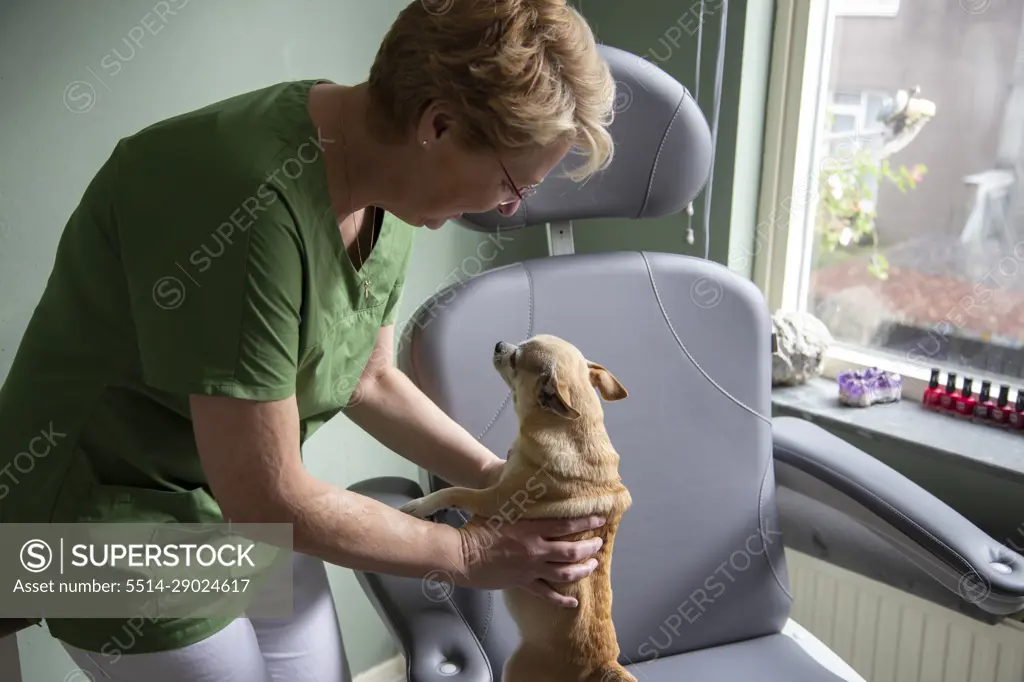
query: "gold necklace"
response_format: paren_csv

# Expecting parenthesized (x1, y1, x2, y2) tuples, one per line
(337, 98, 375, 298)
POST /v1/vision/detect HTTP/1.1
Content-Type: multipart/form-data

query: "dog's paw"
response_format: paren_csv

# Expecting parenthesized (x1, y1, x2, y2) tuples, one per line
(398, 497, 434, 519)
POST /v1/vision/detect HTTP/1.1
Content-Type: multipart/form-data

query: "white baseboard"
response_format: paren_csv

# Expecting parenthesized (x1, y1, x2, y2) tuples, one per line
(354, 654, 404, 682)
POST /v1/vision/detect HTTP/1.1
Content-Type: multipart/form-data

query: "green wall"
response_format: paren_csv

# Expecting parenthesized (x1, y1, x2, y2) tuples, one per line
(0, 0, 491, 678)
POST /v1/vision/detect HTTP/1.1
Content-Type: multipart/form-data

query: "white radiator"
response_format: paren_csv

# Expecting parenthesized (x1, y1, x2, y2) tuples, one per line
(786, 550, 1024, 682)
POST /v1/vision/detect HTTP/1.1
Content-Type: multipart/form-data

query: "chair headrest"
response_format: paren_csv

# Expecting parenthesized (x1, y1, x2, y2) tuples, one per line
(456, 44, 713, 232)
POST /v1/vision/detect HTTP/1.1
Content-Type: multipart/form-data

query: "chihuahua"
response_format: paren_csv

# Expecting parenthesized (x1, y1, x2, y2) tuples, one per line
(399, 333, 635, 682)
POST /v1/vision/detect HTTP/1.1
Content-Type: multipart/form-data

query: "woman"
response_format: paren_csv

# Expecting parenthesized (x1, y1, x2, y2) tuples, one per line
(0, 0, 615, 679)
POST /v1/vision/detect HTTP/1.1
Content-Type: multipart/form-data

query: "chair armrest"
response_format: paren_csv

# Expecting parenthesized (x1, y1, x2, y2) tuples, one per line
(776, 487, 1002, 623)
(772, 417, 1024, 616)
(348, 477, 492, 682)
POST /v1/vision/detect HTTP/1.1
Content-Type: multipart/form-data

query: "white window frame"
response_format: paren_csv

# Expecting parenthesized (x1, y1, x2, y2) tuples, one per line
(753, 0, 835, 315)
(824, 90, 890, 142)
(753, 0, 970, 403)
(832, 0, 900, 18)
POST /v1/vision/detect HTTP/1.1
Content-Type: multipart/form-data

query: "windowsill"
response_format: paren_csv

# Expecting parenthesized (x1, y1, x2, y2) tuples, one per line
(771, 376, 1024, 480)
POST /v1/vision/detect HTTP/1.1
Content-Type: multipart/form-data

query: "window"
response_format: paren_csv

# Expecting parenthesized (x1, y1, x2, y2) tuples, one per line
(756, 0, 1024, 399)
(821, 90, 890, 245)
(832, 0, 900, 18)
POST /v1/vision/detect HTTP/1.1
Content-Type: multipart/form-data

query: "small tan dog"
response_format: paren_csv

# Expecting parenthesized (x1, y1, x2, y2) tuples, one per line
(400, 333, 635, 682)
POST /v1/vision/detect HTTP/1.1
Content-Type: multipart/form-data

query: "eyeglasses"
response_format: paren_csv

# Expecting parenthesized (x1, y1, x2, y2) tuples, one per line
(498, 159, 539, 203)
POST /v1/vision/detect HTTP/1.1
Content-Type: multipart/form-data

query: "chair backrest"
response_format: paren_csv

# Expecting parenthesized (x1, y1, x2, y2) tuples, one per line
(456, 46, 713, 231)
(397, 44, 791, 674)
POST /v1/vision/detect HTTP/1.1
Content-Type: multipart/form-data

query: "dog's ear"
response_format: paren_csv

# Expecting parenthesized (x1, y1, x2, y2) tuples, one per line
(588, 362, 628, 401)
(538, 370, 581, 420)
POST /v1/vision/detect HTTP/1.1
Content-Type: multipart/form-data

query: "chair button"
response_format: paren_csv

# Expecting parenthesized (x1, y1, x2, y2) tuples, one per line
(438, 661, 459, 675)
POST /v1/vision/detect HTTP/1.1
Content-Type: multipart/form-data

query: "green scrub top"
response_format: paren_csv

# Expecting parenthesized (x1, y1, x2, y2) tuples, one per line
(0, 79, 416, 654)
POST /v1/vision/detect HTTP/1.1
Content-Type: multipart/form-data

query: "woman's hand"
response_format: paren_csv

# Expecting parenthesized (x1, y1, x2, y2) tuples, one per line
(453, 515, 606, 608)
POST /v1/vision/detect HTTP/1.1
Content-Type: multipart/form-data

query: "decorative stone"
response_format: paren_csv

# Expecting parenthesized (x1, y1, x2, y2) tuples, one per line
(837, 367, 902, 407)
(772, 310, 834, 386)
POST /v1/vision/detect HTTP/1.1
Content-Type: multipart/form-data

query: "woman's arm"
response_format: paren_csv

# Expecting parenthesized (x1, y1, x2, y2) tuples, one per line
(343, 324, 504, 490)
(189, 392, 605, 606)
(190, 393, 465, 578)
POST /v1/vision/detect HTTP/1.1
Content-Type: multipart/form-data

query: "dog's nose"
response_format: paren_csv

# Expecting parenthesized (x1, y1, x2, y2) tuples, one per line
(494, 341, 516, 355)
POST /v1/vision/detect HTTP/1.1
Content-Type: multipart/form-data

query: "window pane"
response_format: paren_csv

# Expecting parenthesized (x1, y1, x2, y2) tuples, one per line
(830, 113, 858, 133)
(803, 0, 1024, 382)
(863, 93, 889, 132)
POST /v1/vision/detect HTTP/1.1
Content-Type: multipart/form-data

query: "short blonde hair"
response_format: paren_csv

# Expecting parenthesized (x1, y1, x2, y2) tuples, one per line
(368, 0, 615, 182)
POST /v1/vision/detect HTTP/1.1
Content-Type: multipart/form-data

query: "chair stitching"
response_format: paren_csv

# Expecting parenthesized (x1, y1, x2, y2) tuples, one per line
(445, 591, 494, 682)
(641, 251, 790, 598)
(475, 263, 533, 440)
(481, 590, 494, 648)
(474, 262, 535, 647)
(83, 652, 113, 679)
(442, 516, 498, 649)
(376, 574, 493, 682)
(758, 456, 794, 600)
(639, 95, 687, 218)
(640, 252, 769, 423)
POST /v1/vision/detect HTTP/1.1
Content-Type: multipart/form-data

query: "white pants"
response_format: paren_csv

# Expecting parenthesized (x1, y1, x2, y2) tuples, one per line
(59, 553, 350, 682)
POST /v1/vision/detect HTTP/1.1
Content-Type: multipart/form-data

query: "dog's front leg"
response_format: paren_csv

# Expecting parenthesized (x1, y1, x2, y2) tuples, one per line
(399, 487, 499, 519)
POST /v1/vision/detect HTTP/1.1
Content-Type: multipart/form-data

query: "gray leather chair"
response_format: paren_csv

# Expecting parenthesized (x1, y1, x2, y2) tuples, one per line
(347, 45, 1024, 681)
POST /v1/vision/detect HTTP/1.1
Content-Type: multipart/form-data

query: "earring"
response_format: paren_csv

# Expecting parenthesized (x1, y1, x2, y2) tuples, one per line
(422, 140, 428, 146)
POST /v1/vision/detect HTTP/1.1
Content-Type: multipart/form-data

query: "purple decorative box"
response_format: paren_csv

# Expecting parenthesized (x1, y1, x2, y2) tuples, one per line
(837, 367, 902, 407)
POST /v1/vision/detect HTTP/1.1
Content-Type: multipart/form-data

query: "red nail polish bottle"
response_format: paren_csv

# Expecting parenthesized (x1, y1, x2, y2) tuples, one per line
(973, 380, 995, 424)
(991, 385, 1013, 427)
(939, 373, 959, 414)
(955, 378, 977, 419)
(923, 368, 944, 410)
(1010, 391, 1024, 431)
